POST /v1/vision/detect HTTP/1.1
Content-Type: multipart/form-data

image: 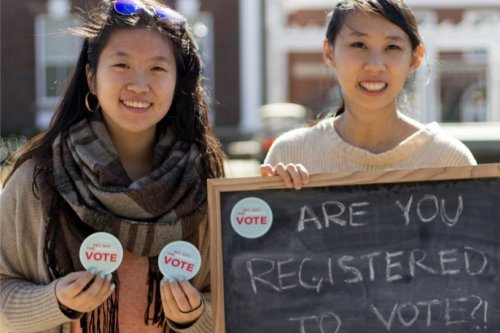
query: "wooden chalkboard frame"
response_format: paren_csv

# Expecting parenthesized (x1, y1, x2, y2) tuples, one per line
(207, 163, 500, 332)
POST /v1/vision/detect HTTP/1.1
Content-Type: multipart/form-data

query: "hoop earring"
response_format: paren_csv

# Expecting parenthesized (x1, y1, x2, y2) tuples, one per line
(85, 92, 100, 113)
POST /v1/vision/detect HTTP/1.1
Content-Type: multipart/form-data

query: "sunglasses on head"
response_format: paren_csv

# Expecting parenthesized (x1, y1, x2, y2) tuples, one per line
(113, 0, 186, 25)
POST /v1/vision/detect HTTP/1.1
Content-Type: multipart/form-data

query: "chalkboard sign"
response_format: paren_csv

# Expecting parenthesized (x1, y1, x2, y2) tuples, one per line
(207, 164, 500, 333)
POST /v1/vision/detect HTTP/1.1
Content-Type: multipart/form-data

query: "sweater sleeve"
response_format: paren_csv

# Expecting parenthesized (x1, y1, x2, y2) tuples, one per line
(0, 160, 72, 332)
(263, 127, 307, 166)
(263, 140, 282, 166)
(426, 123, 478, 167)
(166, 294, 213, 333)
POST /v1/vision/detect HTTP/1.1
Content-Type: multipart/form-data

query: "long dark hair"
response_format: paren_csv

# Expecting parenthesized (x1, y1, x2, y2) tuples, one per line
(5, 0, 225, 183)
(323, 0, 423, 117)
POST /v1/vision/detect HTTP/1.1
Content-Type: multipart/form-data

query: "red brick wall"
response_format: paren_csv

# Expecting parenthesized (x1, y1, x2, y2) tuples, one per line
(1, 0, 41, 134)
(1, 0, 241, 134)
(288, 52, 337, 117)
(201, 0, 240, 128)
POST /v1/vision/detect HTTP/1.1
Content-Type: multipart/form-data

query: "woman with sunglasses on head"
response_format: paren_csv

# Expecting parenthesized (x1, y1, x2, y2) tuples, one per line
(260, 0, 476, 189)
(0, 0, 224, 332)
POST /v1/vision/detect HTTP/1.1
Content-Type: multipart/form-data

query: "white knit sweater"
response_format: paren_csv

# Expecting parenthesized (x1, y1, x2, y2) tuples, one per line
(264, 118, 476, 173)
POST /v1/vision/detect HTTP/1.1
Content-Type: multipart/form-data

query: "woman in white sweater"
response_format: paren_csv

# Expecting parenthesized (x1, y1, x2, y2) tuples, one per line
(261, 0, 476, 188)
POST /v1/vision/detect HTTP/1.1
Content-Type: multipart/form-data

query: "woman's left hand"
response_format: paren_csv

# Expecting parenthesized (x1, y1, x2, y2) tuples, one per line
(260, 163, 310, 190)
(160, 279, 205, 325)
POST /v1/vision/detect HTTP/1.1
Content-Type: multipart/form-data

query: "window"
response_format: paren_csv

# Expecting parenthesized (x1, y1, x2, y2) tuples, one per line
(438, 50, 488, 122)
(191, 12, 215, 124)
(35, 15, 82, 128)
(413, 10, 437, 26)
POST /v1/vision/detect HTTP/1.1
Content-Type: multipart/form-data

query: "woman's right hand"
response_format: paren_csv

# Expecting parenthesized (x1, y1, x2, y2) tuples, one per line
(55, 269, 114, 313)
(260, 163, 310, 190)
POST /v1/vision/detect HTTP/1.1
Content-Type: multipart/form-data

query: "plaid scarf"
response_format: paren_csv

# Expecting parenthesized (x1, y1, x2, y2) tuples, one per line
(38, 113, 207, 332)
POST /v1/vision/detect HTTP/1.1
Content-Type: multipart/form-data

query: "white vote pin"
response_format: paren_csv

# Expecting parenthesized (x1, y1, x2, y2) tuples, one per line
(79, 232, 123, 274)
(230, 197, 273, 239)
(158, 241, 201, 281)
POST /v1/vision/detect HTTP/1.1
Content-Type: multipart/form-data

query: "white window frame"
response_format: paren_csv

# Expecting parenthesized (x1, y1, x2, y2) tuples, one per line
(35, 14, 82, 129)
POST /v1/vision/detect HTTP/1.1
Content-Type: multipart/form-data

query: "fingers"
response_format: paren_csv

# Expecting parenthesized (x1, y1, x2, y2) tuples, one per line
(259, 164, 275, 177)
(178, 280, 203, 309)
(260, 163, 310, 189)
(166, 280, 191, 312)
(83, 271, 112, 300)
(56, 271, 95, 298)
(276, 163, 310, 190)
(274, 163, 294, 188)
(295, 164, 310, 188)
(160, 279, 204, 325)
(56, 269, 114, 313)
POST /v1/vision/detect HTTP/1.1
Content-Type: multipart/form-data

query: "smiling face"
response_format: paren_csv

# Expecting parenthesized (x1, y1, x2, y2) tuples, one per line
(323, 12, 423, 115)
(86, 28, 177, 141)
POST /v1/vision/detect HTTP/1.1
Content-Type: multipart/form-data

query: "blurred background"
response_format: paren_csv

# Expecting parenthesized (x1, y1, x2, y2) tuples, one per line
(1, 0, 499, 179)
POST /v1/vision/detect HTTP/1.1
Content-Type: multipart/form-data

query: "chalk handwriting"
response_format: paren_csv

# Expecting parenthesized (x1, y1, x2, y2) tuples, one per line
(396, 194, 463, 227)
(289, 312, 341, 333)
(246, 246, 487, 294)
(298, 201, 370, 231)
(371, 294, 488, 330)
(297, 194, 464, 232)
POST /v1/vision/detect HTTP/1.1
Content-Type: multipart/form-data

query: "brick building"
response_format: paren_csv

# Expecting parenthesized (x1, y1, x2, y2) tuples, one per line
(1, 0, 499, 161)
(260, 0, 500, 123)
(1, 0, 240, 137)
(250, 0, 500, 161)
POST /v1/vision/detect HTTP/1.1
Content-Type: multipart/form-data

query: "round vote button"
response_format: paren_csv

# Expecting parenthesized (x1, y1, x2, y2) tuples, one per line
(79, 232, 123, 274)
(230, 197, 273, 239)
(158, 241, 202, 281)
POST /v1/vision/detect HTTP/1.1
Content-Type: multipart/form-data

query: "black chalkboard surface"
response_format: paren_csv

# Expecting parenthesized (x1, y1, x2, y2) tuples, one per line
(207, 164, 500, 333)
